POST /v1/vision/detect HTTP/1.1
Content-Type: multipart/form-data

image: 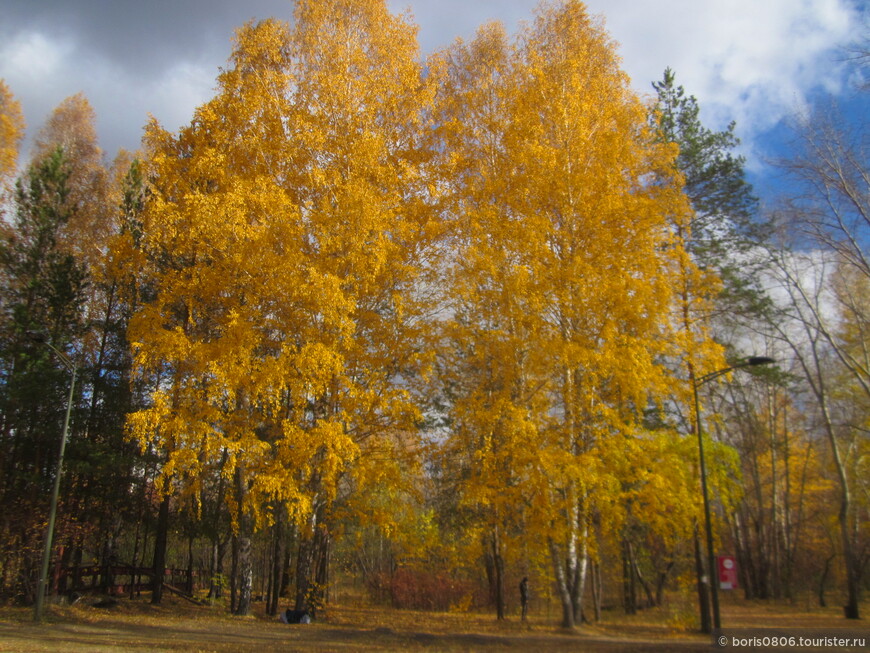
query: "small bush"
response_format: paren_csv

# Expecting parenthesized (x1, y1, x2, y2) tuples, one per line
(386, 568, 475, 612)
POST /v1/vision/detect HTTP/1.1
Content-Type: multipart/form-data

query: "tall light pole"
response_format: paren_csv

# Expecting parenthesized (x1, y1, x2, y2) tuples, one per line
(693, 356, 774, 633)
(31, 335, 77, 623)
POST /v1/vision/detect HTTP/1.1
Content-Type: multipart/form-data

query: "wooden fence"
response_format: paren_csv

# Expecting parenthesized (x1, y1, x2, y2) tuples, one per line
(53, 564, 201, 597)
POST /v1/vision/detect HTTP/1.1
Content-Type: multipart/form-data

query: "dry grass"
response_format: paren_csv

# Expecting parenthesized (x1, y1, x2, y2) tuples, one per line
(0, 594, 866, 652)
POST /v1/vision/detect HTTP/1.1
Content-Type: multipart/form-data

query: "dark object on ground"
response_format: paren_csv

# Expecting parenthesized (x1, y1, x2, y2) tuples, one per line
(280, 608, 312, 624)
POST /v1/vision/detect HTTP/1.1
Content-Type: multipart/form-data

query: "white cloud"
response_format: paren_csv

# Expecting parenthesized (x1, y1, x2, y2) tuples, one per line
(143, 61, 217, 134)
(402, 0, 861, 170)
(0, 29, 83, 161)
(0, 26, 215, 160)
(0, 30, 74, 80)
(597, 0, 859, 134)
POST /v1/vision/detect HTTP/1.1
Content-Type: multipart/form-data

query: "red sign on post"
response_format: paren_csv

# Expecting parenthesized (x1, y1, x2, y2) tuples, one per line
(718, 555, 738, 590)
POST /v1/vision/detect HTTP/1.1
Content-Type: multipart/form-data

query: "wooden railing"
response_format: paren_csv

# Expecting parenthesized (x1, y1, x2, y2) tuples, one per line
(54, 564, 201, 597)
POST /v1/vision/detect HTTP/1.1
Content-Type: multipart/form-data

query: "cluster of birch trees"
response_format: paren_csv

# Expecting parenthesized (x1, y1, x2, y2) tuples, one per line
(0, 0, 866, 627)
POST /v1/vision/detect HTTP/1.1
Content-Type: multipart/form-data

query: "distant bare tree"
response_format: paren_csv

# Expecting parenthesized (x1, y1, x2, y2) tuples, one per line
(778, 104, 868, 272)
(763, 88, 869, 618)
(760, 241, 865, 619)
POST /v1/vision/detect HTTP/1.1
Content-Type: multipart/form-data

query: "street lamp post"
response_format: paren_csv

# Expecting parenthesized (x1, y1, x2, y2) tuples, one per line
(31, 337, 77, 623)
(693, 356, 774, 634)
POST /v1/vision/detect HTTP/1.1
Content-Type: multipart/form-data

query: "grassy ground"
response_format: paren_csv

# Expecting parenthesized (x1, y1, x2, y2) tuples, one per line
(0, 594, 867, 652)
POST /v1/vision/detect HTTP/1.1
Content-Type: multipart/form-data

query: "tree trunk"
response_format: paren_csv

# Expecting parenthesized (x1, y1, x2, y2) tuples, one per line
(230, 532, 238, 613)
(483, 544, 495, 606)
(549, 538, 575, 629)
(781, 408, 794, 600)
(571, 543, 588, 625)
(654, 560, 674, 608)
(129, 512, 142, 600)
(839, 499, 860, 619)
(267, 515, 284, 616)
(295, 512, 317, 613)
(622, 539, 636, 614)
(151, 494, 170, 605)
(819, 389, 859, 618)
(71, 544, 83, 596)
(100, 532, 117, 595)
(818, 554, 834, 608)
(630, 546, 656, 608)
(730, 510, 753, 600)
(232, 466, 253, 616)
(217, 537, 227, 599)
(136, 478, 154, 599)
(769, 392, 781, 600)
(548, 523, 587, 629)
(186, 533, 195, 596)
(693, 526, 711, 633)
(491, 528, 505, 620)
(280, 525, 294, 600)
(207, 450, 229, 601)
(591, 560, 602, 622)
(315, 525, 330, 608)
(234, 527, 253, 615)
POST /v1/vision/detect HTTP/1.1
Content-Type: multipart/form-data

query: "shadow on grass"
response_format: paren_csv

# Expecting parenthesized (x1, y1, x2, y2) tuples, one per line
(1, 596, 865, 652)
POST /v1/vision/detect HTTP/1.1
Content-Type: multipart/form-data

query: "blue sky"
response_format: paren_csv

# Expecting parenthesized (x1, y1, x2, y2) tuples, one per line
(0, 0, 866, 200)
(746, 80, 867, 207)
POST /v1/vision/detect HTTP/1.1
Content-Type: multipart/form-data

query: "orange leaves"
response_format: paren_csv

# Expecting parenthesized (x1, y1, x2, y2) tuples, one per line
(125, 0, 438, 534)
(0, 80, 24, 192)
(120, 1, 722, 577)
(430, 3, 716, 591)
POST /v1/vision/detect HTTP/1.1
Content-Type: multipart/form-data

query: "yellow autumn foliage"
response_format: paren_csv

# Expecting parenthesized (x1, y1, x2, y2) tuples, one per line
(121, 2, 725, 618)
(0, 80, 24, 194)
(431, 1, 721, 625)
(127, 1, 439, 534)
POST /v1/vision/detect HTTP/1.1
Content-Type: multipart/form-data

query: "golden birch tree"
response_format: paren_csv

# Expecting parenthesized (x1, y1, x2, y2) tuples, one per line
(126, 0, 438, 614)
(432, 21, 552, 619)
(0, 80, 24, 196)
(285, 0, 439, 610)
(0, 80, 25, 296)
(435, 0, 706, 628)
(515, 5, 696, 628)
(30, 94, 118, 283)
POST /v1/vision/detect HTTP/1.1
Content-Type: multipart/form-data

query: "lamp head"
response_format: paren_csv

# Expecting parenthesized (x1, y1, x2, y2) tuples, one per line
(27, 331, 48, 344)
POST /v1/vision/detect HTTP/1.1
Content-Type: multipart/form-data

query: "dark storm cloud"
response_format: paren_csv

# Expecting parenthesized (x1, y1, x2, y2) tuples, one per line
(1, 0, 294, 74)
(0, 0, 301, 156)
